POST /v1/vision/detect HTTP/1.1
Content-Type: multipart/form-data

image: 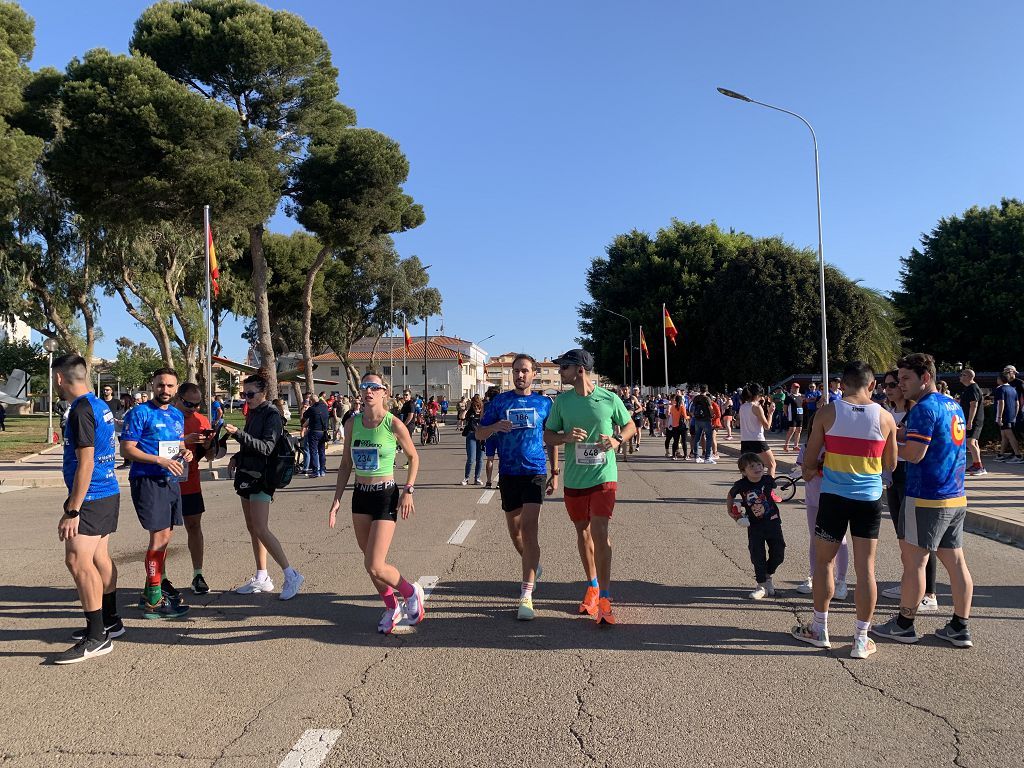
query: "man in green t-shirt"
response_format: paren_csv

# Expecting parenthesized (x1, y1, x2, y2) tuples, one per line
(545, 349, 635, 626)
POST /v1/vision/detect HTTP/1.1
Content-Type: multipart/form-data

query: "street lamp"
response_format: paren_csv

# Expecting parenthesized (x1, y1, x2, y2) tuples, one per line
(717, 86, 829, 387)
(600, 308, 632, 386)
(43, 338, 59, 444)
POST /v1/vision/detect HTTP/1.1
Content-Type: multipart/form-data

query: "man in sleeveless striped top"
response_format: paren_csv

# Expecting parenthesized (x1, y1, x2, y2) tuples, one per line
(793, 362, 898, 659)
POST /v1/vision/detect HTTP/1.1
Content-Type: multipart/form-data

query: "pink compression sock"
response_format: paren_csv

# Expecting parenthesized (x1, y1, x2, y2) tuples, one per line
(379, 587, 398, 610)
(397, 578, 415, 599)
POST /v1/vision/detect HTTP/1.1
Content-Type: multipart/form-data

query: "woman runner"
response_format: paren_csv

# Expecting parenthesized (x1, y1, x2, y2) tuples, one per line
(327, 373, 424, 634)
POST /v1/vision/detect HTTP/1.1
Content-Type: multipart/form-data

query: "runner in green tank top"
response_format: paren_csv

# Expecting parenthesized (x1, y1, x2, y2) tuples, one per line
(328, 373, 424, 634)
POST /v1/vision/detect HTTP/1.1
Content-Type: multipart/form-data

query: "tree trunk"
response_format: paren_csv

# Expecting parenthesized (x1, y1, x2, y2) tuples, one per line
(302, 245, 331, 395)
(249, 224, 279, 399)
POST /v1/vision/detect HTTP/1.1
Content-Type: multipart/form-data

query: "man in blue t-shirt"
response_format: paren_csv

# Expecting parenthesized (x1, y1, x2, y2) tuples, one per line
(52, 354, 122, 664)
(873, 353, 975, 649)
(993, 372, 1022, 462)
(120, 367, 191, 619)
(475, 354, 559, 621)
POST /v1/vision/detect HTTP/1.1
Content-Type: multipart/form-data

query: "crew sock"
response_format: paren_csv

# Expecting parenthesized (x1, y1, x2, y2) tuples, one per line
(379, 588, 398, 610)
(599, 589, 610, 599)
(193, 568, 203, 579)
(896, 612, 916, 630)
(85, 608, 105, 641)
(101, 590, 119, 625)
(950, 614, 969, 632)
(812, 609, 828, 635)
(588, 577, 599, 589)
(854, 619, 870, 640)
(521, 582, 534, 600)
(256, 569, 269, 582)
(284, 566, 298, 579)
(397, 578, 415, 600)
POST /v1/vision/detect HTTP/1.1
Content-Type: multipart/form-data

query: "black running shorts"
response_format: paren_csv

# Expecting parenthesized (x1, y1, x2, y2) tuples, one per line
(76, 494, 120, 537)
(181, 492, 206, 517)
(498, 474, 546, 512)
(740, 440, 771, 454)
(352, 482, 399, 522)
(130, 475, 183, 532)
(815, 492, 882, 542)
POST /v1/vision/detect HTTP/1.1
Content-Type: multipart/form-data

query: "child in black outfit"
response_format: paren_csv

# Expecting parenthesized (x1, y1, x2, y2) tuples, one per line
(727, 452, 786, 599)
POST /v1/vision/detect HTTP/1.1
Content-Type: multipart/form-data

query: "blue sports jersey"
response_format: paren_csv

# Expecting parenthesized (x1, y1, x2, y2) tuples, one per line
(994, 384, 1018, 423)
(480, 391, 552, 476)
(120, 401, 185, 479)
(804, 390, 821, 412)
(905, 392, 966, 504)
(63, 393, 120, 500)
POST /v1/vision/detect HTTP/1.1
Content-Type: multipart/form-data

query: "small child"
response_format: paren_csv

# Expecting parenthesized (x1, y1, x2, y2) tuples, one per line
(727, 452, 787, 599)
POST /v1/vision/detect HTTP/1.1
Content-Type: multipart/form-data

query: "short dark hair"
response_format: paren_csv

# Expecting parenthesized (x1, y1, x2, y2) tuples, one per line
(151, 367, 179, 381)
(897, 353, 936, 380)
(53, 354, 88, 382)
(243, 373, 268, 392)
(840, 360, 875, 390)
(738, 452, 764, 471)
(178, 382, 201, 398)
(512, 353, 537, 370)
(741, 383, 763, 402)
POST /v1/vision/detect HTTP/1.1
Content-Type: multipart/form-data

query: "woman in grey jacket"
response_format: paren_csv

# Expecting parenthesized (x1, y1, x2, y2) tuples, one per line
(225, 374, 305, 600)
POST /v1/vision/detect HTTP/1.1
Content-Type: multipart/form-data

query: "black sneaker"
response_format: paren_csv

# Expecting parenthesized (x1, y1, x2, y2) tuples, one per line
(191, 573, 210, 595)
(138, 590, 185, 609)
(935, 621, 974, 648)
(71, 618, 125, 641)
(141, 598, 190, 620)
(53, 633, 113, 665)
(161, 578, 180, 599)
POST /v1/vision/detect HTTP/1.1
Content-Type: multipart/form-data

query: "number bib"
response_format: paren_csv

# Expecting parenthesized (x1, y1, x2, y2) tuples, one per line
(796, 407, 804, 415)
(158, 440, 186, 482)
(352, 446, 380, 472)
(575, 442, 607, 466)
(506, 408, 537, 430)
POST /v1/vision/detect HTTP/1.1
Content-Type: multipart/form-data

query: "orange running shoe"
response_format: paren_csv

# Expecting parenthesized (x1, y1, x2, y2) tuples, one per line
(578, 586, 600, 616)
(596, 597, 616, 625)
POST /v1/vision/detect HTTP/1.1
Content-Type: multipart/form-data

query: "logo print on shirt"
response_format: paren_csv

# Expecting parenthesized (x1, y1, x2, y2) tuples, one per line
(951, 414, 966, 446)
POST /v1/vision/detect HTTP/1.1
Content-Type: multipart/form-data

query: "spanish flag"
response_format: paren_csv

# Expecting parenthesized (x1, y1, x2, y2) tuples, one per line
(404, 323, 412, 351)
(664, 307, 678, 346)
(457, 350, 464, 366)
(640, 327, 650, 359)
(207, 227, 220, 297)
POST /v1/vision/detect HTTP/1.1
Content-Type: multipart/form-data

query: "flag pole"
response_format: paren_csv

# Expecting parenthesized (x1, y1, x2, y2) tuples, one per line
(203, 205, 213, 422)
(622, 339, 627, 385)
(639, 324, 644, 394)
(663, 304, 669, 390)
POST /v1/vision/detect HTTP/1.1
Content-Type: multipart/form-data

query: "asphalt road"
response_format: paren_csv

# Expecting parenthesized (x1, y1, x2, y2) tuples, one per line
(2, 431, 1022, 768)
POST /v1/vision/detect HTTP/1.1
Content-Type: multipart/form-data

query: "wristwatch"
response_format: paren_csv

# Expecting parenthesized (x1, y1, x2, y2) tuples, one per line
(64, 508, 80, 519)
(404, 485, 415, 495)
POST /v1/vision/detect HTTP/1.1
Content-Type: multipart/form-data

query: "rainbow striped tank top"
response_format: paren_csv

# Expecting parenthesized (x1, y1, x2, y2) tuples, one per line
(820, 399, 885, 501)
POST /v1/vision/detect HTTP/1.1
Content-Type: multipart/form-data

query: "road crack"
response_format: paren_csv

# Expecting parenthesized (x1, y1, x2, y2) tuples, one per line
(569, 653, 598, 764)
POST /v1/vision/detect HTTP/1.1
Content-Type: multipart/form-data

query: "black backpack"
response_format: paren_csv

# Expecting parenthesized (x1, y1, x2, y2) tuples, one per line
(264, 431, 301, 490)
(691, 396, 711, 421)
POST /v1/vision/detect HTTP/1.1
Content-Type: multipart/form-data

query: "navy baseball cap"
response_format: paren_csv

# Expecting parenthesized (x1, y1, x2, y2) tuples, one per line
(553, 349, 594, 370)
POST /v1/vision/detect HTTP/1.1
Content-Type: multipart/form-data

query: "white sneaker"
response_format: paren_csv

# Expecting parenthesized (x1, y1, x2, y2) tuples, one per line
(695, 457, 705, 464)
(764, 580, 776, 597)
(706, 457, 717, 464)
(919, 594, 939, 612)
(748, 584, 767, 600)
(475, 478, 484, 485)
(834, 580, 849, 600)
(461, 478, 469, 486)
(279, 571, 305, 600)
(235, 574, 274, 594)
(881, 584, 901, 600)
(795, 577, 813, 595)
(404, 581, 426, 624)
(378, 605, 402, 634)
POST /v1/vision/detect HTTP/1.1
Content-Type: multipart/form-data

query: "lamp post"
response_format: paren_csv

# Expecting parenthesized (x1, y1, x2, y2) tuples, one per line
(43, 338, 59, 443)
(601, 308, 633, 386)
(717, 86, 829, 387)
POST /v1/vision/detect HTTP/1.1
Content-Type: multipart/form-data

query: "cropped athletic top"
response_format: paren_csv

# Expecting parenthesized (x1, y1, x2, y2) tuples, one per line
(350, 411, 397, 478)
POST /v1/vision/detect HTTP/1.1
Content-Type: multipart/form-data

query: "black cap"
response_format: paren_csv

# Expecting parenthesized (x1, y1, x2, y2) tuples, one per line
(553, 349, 594, 370)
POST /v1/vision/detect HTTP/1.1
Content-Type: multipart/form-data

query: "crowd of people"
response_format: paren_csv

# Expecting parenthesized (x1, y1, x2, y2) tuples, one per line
(47, 345, 1015, 665)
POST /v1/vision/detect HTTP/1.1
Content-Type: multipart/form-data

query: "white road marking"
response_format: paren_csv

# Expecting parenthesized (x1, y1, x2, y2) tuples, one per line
(0, 485, 28, 493)
(392, 575, 439, 633)
(278, 729, 343, 768)
(447, 519, 476, 545)
(477, 489, 495, 504)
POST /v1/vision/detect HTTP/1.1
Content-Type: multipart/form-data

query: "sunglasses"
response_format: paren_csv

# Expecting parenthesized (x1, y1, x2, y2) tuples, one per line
(181, 398, 201, 408)
(884, 382, 899, 388)
(359, 382, 387, 391)
(243, 391, 259, 398)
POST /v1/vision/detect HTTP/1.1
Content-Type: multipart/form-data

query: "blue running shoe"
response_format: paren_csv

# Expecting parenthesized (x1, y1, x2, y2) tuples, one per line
(871, 616, 921, 644)
(935, 621, 973, 648)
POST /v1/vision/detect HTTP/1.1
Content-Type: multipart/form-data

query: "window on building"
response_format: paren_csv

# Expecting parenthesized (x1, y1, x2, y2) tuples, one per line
(383, 366, 391, 376)
(330, 367, 340, 377)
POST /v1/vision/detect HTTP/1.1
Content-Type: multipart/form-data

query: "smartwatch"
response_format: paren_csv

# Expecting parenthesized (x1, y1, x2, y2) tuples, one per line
(404, 485, 415, 495)
(64, 508, 80, 519)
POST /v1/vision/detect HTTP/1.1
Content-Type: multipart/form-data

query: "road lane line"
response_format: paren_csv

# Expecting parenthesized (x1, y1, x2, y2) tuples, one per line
(0, 486, 28, 494)
(447, 519, 476, 545)
(278, 729, 343, 768)
(418, 575, 439, 598)
(477, 489, 495, 504)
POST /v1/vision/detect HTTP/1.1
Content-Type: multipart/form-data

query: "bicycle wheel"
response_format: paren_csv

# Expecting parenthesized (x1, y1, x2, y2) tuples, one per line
(776, 476, 798, 502)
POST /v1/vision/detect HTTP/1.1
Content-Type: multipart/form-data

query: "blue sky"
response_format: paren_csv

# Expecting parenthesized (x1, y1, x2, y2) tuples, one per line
(18, 1, 1024, 366)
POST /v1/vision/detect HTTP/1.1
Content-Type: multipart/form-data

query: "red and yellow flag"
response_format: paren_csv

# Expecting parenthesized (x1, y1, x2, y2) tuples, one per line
(207, 227, 220, 297)
(664, 308, 678, 346)
(457, 350, 464, 366)
(404, 324, 412, 351)
(640, 327, 650, 359)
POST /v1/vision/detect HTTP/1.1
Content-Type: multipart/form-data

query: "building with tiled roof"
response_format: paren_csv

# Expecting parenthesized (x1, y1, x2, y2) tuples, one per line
(311, 335, 490, 398)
